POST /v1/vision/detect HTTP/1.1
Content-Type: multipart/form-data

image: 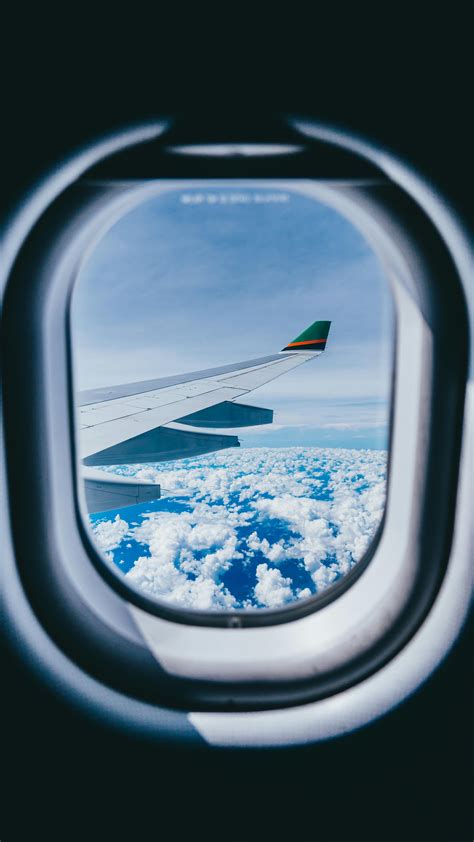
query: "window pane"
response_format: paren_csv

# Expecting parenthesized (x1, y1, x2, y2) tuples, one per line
(71, 183, 393, 613)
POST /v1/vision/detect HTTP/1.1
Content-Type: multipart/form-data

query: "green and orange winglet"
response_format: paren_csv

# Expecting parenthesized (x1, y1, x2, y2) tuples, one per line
(281, 320, 331, 352)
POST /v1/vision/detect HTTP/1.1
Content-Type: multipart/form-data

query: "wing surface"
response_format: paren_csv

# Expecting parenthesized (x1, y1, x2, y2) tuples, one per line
(77, 319, 331, 463)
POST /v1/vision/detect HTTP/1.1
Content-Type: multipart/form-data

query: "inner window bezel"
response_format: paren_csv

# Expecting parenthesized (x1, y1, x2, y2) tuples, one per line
(71, 177, 395, 628)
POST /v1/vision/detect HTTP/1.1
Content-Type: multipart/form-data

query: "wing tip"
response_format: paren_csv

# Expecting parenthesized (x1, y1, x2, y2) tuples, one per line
(281, 319, 331, 352)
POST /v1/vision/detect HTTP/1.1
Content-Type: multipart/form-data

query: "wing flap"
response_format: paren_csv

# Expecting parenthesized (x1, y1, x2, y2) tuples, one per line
(83, 468, 161, 513)
(176, 401, 273, 428)
(84, 423, 240, 467)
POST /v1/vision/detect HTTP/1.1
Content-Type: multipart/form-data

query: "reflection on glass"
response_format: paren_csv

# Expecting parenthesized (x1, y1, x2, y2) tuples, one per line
(71, 184, 393, 612)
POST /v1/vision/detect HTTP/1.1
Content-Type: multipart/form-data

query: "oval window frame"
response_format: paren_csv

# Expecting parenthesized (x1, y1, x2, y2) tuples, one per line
(1, 117, 470, 734)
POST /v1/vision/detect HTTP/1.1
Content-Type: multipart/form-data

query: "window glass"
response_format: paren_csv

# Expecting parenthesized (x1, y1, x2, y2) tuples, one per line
(71, 183, 393, 612)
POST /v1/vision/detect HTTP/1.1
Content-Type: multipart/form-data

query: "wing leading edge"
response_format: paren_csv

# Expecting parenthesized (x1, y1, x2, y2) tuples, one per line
(79, 319, 331, 511)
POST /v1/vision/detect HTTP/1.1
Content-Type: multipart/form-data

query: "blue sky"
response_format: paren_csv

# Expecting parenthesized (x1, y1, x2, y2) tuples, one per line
(72, 184, 394, 449)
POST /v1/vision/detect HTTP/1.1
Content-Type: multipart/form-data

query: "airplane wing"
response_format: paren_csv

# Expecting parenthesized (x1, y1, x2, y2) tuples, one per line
(78, 319, 331, 512)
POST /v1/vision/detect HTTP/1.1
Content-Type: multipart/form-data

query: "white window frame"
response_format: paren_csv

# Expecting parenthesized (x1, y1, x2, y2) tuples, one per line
(1, 119, 471, 745)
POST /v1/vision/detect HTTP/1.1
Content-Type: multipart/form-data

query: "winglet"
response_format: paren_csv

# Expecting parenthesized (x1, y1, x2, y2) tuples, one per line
(282, 320, 331, 352)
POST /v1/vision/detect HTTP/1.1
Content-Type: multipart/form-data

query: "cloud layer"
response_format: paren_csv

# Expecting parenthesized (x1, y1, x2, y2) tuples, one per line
(91, 446, 387, 611)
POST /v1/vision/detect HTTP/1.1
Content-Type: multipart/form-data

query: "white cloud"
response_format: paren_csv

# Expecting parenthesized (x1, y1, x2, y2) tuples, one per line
(247, 532, 289, 564)
(318, 419, 388, 431)
(126, 505, 242, 608)
(93, 514, 129, 552)
(254, 563, 294, 608)
(127, 554, 237, 610)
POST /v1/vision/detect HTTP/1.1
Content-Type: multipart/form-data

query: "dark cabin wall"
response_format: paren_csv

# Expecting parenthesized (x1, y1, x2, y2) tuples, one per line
(2, 7, 472, 840)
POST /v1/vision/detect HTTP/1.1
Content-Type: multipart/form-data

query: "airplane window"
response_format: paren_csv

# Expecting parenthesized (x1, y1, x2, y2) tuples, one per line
(71, 183, 394, 615)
